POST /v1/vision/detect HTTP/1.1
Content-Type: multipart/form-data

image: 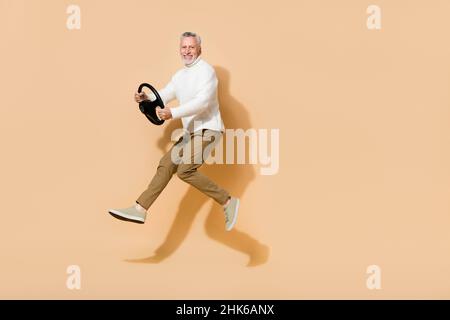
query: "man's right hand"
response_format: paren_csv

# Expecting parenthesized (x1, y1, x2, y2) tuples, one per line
(134, 91, 148, 103)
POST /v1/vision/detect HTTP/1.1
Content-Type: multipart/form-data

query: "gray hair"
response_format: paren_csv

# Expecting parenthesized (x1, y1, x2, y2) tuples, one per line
(180, 32, 202, 46)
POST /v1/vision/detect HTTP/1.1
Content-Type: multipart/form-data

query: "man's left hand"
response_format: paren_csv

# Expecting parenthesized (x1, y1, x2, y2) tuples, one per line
(156, 107, 172, 120)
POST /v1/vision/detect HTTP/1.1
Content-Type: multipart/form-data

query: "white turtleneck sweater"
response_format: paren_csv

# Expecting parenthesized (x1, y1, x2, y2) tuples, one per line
(151, 56, 225, 133)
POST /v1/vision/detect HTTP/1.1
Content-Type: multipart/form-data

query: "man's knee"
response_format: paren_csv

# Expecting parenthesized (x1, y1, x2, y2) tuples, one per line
(158, 154, 176, 169)
(176, 166, 195, 181)
(157, 160, 176, 176)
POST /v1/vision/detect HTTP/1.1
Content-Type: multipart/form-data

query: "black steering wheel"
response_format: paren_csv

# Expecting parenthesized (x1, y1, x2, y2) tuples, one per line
(137, 83, 165, 125)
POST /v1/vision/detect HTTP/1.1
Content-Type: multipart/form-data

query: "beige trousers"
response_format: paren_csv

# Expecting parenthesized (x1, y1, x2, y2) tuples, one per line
(136, 129, 230, 210)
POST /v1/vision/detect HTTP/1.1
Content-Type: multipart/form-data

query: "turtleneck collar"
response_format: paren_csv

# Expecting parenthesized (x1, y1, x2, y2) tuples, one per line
(184, 55, 202, 68)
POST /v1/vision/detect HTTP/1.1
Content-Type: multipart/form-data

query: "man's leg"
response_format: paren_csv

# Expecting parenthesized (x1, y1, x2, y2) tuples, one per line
(176, 129, 230, 206)
(109, 137, 182, 223)
(135, 139, 181, 210)
(176, 129, 239, 230)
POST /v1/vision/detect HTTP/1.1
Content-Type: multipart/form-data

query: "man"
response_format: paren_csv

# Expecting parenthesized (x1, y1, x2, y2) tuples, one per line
(108, 32, 239, 231)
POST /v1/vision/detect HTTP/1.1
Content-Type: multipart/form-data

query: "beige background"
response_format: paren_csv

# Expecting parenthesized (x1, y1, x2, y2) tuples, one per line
(1, 0, 449, 299)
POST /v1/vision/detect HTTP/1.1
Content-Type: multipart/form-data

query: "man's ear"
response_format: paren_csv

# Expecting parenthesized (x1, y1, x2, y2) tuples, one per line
(198, 46, 202, 55)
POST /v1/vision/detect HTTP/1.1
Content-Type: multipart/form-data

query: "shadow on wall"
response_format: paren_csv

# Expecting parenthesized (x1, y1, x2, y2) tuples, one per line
(125, 66, 270, 267)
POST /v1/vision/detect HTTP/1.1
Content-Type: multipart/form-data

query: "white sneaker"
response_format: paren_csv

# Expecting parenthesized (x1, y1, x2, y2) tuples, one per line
(108, 205, 146, 224)
(224, 197, 239, 231)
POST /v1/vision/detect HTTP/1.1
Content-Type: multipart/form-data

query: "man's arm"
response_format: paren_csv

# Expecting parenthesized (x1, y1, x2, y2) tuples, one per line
(156, 78, 176, 105)
(170, 71, 217, 119)
(146, 77, 176, 105)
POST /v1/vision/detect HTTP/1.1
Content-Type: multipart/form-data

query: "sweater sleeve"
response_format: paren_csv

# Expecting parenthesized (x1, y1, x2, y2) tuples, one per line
(170, 71, 217, 119)
(148, 77, 176, 106)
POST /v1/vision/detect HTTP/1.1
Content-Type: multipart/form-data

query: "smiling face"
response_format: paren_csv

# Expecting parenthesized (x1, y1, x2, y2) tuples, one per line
(180, 36, 201, 66)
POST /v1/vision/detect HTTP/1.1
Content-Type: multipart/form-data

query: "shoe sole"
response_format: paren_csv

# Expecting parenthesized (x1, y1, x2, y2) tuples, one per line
(108, 210, 145, 224)
(226, 198, 240, 231)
